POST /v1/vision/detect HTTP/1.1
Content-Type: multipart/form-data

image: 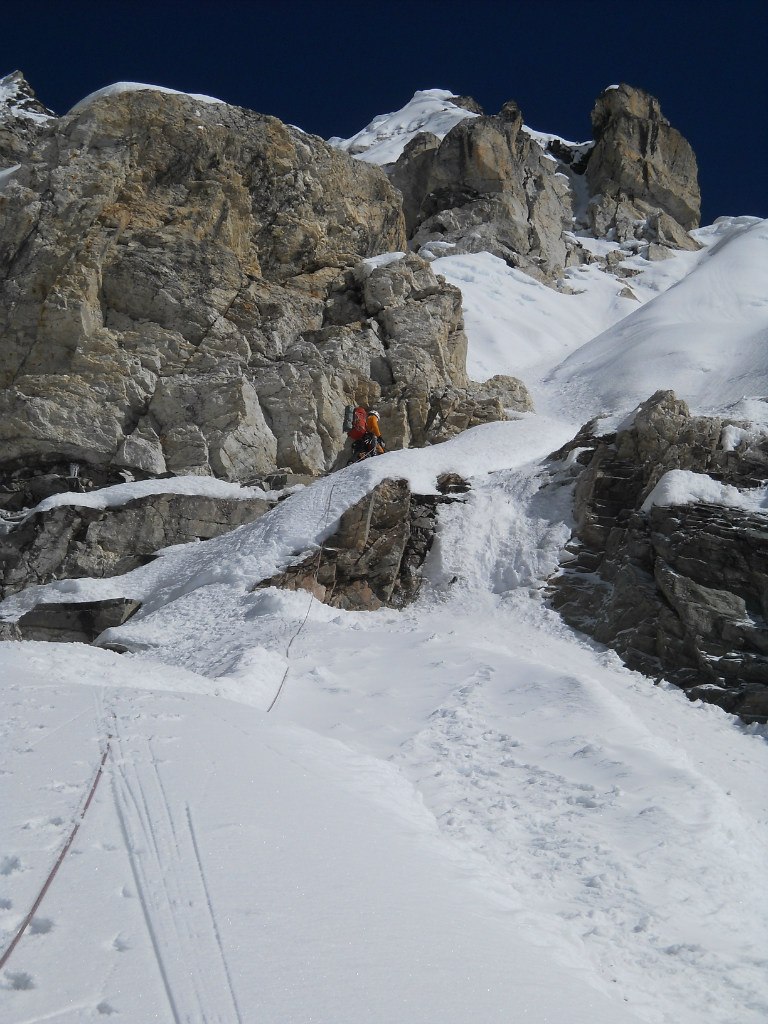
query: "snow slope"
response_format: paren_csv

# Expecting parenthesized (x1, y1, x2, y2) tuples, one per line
(3, 411, 768, 1023)
(547, 217, 768, 416)
(1, 646, 654, 1024)
(328, 87, 592, 169)
(433, 216, 768, 421)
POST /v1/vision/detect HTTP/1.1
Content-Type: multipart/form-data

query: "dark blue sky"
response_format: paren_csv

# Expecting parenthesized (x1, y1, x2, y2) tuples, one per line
(3, 0, 766, 224)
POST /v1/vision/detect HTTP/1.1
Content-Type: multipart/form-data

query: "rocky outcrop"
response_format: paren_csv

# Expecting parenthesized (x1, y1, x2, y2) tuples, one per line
(1, 76, 702, 498)
(585, 84, 701, 243)
(397, 101, 573, 280)
(0, 491, 273, 600)
(0, 83, 520, 490)
(11, 598, 141, 644)
(1, 472, 469, 639)
(549, 391, 768, 722)
(414, 375, 533, 447)
(0, 85, 403, 481)
(308, 252, 531, 461)
(259, 473, 469, 611)
(381, 84, 701, 280)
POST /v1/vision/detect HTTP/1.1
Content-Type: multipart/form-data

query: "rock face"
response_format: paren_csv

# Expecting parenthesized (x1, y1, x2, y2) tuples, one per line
(11, 598, 141, 645)
(0, 83, 524, 489)
(322, 254, 531, 457)
(0, 77, 702, 498)
(549, 392, 768, 722)
(259, 474, 469, 611)
(0, 88, 372, 473)
(0, 85, 405, 477)
(585, 84, 701, 243)
(394, 101, 574, 280)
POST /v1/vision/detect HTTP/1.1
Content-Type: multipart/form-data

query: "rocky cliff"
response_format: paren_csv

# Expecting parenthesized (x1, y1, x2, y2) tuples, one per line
(549, 392, 768, 723)
(0, 76, 700, 501)
(586, 84, 700, 246)
(392, 100, 574, 280)
(0, 78, 527, 497)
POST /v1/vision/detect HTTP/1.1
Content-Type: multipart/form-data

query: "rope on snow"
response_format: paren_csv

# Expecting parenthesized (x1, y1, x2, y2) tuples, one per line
(0, 733, 113, 971)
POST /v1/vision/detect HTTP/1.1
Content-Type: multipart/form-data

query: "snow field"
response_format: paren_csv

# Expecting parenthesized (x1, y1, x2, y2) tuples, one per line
(265, 458, 768, 1023)
(547, 218, 768, 417)
(2, 660, 653, 1023)
(434, 217, 768, 424)
(5, 424, 766, 1022)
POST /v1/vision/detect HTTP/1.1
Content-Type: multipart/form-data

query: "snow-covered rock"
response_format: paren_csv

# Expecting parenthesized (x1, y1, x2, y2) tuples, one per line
(328, 87, 480, 165)
(333, 84, 703, 281)
(551, 390, 768, 717)
(0, 69, 56, 165)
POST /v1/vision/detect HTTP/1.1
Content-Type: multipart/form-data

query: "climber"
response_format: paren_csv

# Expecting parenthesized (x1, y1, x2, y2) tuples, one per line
(344, 404, 386, 462)
(365, 408, 385, 455)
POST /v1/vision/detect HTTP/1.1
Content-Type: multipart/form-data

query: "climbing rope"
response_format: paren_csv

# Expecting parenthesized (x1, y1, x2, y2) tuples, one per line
(0, 732, 113, 970)
(266, 479, 339, 713)
(2, 475, 342, 969)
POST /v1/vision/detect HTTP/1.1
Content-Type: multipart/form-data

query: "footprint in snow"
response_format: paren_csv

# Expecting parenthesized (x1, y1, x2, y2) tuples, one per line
(0, 855, 22, 876)
(47, 781, 81, 794)
(2, 971, 34, 990)
(570, 794, 602, 808)
(97, 1001, 118, 1015)
(112, 934, 130, 952)
(29, 917, 54, 935)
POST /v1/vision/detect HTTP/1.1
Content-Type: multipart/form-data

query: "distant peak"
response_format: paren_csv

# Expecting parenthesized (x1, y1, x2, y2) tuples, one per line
(329, 89, 481, 166)
(0, 70, 56, 121)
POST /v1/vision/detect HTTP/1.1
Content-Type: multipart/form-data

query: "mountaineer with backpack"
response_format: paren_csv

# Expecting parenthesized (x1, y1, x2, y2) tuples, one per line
(343, 404, 386, 462)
